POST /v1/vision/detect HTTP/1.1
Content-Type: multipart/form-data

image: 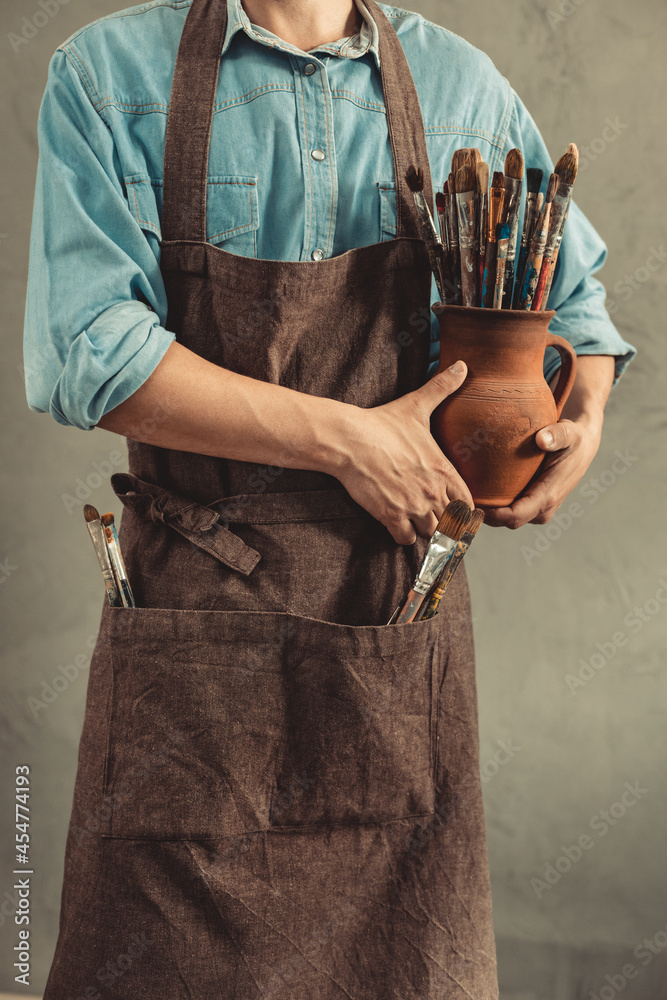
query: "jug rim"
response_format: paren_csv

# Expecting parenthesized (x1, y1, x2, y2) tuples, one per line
(431, 302, 556, 321)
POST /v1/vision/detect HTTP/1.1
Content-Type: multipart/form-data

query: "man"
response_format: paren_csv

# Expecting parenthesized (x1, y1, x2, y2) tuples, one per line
(24, 1, 635, 997)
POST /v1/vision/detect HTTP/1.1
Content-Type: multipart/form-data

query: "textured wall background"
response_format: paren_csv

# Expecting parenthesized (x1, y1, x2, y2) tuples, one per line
(1, 0, 664, 997)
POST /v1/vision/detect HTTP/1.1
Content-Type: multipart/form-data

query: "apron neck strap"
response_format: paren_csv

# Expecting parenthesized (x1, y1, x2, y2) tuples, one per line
(161, 0, 433, 244)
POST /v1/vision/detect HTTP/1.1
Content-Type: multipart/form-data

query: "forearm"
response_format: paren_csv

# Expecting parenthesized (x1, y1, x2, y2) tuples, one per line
(549, 354, 615, 433)
(96, 341, 351, 473)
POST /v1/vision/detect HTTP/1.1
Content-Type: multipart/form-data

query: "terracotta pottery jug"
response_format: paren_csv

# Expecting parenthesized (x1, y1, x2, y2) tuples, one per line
(431, 304, 577, 509)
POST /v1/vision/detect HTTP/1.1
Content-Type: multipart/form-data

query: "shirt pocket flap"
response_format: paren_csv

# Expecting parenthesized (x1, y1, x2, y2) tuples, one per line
(124, 173, 259, 248)
(378, 181, 397, 239)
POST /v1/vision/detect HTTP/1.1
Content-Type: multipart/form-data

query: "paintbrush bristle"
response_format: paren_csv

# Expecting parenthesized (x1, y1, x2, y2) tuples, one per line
(455, 164, 476, 194)
(504, 147, 524, 180)
(467, 509, 485, 536)
(100, 513, 115, 527)
(84, 504, 100, 522)
(451, 148, 474, 176)
(436, 499, 473, 541)
(405, 165, 424, 193)
(476, 162, 489, 194)
(545, 172, 558, 202)
(470, 148, 482, 165)
(491, 170, 505, 192)
(435, 191, 446, 213)
(554, 151, 578, 186)
(526, 167, 543, 194)
(568, 142, 579, 165)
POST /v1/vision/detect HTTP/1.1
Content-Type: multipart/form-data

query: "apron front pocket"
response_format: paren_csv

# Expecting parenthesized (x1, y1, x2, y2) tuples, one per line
(101, 605, 443, 840)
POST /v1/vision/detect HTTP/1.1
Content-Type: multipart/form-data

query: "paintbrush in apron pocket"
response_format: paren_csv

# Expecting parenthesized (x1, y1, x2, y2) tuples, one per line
(404, 165, 446, 303)
(516, 172, 558, 310)
(389, 499, 473, 625)
(417, 508, 485, 621)
(83, 504, 123, 607)
(101, 512, 136, 607)
(532, 145, 579, 310)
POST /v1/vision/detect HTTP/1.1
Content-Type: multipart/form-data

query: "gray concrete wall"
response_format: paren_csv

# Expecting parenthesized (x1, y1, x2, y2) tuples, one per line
(1, 1, 664, 997)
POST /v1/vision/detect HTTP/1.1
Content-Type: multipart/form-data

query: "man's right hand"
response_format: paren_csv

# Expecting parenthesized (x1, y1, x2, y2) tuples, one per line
(330, 361, 473, 545)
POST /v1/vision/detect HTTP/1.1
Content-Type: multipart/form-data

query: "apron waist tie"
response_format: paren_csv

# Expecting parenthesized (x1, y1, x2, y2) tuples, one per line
(110, 472, 262, 577)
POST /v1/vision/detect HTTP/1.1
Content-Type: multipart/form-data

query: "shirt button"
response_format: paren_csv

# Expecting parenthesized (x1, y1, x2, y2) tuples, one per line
(311, 149, 325, 161)
(304, 62, 317, 76)
(311, 249, 324, 261)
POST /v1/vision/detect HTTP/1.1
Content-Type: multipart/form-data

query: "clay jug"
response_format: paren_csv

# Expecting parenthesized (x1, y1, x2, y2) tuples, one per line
(431, 304, 577, 509)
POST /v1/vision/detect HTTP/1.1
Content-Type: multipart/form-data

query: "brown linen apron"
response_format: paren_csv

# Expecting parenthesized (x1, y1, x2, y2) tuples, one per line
(43, 2, 499, 996)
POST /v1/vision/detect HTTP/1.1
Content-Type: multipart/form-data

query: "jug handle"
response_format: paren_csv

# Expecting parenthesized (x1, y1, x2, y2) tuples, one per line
(545, 333, 577, 418)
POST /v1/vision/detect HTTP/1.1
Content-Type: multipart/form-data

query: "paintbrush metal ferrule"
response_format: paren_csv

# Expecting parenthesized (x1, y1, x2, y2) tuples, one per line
(455, 171, 479, 307)
(492, 223, 510, 309)
(83, 506, 122, 608)
(500, 176, 522, 308)
(410, 531, 460, 597)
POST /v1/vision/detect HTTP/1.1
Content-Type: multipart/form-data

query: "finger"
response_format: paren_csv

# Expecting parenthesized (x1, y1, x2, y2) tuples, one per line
(535, 420, 575, 453)
(411, 510, 439, 540)
(387, 518, 418, 546)
(486, 485, 560, 529)
(407, 361, 468, 418)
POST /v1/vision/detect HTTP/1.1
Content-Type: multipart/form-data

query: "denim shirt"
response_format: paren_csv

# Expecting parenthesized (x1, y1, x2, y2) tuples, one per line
(23, 0, 636, 431)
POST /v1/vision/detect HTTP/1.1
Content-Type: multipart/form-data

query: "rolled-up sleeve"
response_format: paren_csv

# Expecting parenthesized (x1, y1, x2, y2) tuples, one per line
(502, 89, 637, 390)
(23, 48, 175, 431)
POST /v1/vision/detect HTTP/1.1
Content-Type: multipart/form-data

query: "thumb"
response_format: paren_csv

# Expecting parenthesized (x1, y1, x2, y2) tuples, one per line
(410, 361, 468, 416)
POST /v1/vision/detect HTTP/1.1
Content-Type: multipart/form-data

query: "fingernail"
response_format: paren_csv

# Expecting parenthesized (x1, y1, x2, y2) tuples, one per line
(541, 430, 554, 447)
(448, 360, 465, 374)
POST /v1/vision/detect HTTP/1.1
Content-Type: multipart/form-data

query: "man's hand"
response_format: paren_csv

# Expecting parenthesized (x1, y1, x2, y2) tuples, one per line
(332, 361, 474, 545)
(484, 354, 615, 529)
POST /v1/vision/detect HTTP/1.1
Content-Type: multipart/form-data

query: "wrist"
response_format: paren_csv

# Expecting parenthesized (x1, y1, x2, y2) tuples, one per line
(302, 397, 358, 477)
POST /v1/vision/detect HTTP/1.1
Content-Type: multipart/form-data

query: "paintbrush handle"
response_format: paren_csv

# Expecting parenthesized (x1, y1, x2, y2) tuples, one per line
(532, 253, 555, 311)
(516, 203, 552, 310)
(539, 243, 562, 307)
(413, 192, 446, 302)
(501, 177, 522, 309)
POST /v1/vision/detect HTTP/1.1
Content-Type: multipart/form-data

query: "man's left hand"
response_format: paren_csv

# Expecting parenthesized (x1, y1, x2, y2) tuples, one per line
(483, 416, 603, 529)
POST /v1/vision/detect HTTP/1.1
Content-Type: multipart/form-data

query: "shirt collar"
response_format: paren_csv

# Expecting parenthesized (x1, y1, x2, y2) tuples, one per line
(221, 0, 381, 69)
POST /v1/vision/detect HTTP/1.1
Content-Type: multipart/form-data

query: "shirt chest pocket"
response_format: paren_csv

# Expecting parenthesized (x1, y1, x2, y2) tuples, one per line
(124, 173, 260, 257)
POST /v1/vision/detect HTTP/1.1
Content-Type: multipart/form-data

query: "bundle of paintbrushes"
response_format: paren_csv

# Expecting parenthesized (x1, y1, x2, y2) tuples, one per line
(405, 142, 579, 311)
(83, 505, 135, 607)
(387, 500, 485, 625)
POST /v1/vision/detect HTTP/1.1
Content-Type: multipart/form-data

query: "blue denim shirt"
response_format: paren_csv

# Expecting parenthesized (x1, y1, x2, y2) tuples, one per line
(23, 0, 636, 431)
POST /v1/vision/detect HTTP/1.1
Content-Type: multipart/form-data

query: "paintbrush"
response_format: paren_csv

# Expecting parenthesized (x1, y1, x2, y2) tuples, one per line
(455, 164, 479, 307)
(513, 167, 543, 308)
(533, 147, 579, 310)
(100, 513, 135, 608)
(83, 504, 123, 607)
(517, 172, 558, 310)
(492, 222, 510, 309)
(476, 162, 489, 305)
(392, 501, 473, 625)
(481, 171, 505, 308)
(446, 174, 462, 304)
(500, 148, 524, 308)
(469, 147, 482, 166)
(417, 508, 485, 620)
(405, 165, 446, 303)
